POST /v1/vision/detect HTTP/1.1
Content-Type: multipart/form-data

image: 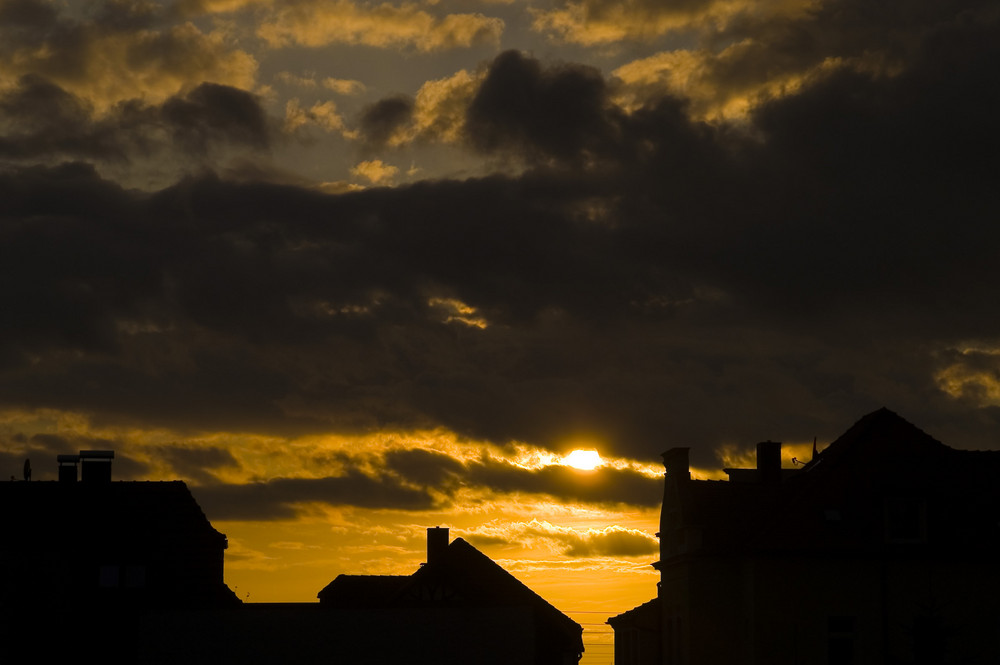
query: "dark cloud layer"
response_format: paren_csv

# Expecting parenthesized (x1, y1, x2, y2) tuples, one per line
(194, 470, 438, 520)
(187, 448, 660, 521)
(465, 50, 618, 163)
(0, 78, 271, 164)
(1, 0, 1000, 477)
(358, 95, 415, 148)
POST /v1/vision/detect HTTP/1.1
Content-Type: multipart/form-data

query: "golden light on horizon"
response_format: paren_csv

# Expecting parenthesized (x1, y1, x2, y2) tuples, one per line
(562, 449, 603, 471)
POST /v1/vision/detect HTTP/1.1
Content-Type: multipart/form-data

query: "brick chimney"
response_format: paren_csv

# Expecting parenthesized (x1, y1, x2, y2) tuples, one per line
(79, 450, 114, 483)
(662, 448, 691, 481)
(57, 454, 80, 483)
(427, 527, 449, 565)
(756, 441, 781, 484)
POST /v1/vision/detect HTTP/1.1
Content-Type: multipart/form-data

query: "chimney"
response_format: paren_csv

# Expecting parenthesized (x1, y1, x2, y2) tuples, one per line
(79, 450, 114, 483)
(427, 527, 449, 565)
(662, 448, 691, 481)
(756, 441, 781, 484)
(57, 454, 80, 483)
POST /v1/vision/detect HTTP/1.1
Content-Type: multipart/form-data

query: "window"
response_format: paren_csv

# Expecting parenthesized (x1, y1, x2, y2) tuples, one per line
(98, 565, 120, 588)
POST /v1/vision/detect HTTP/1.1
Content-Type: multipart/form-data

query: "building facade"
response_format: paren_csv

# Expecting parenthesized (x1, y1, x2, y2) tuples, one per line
(611, 409, 1000, 665)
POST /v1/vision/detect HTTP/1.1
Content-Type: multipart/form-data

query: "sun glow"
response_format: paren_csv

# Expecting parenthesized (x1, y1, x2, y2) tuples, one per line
(562, 449, 603, 471)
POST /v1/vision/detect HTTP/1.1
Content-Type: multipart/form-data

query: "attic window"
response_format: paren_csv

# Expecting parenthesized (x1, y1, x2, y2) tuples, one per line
(99, 565, 120, 588)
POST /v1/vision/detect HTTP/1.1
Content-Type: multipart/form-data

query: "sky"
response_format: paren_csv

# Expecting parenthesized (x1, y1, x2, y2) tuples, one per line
(1, 0, 999, 661)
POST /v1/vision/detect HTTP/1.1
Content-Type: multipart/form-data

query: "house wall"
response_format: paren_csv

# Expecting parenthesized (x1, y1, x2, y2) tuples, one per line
(661, 553, 1000, 665)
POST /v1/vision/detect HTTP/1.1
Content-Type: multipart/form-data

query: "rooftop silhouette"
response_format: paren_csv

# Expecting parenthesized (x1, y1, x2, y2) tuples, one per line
(611, 408, 1000, 665)
(1, 457, 582, 664)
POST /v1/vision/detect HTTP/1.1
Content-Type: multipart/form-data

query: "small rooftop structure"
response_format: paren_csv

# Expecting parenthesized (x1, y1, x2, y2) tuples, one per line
(319, 527, 584, 665)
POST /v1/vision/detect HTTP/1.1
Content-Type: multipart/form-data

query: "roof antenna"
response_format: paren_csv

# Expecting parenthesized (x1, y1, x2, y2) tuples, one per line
(793, 438, 820, 466)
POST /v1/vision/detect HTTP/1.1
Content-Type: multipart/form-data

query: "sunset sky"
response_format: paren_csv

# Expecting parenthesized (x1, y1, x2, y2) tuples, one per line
(1, 0, 999, 661)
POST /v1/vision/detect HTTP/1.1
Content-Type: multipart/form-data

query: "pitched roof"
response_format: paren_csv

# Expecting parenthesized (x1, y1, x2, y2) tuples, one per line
(318, 537, 583, 652)
(607, 597, 659, 628)
(797, 407, 952, 477)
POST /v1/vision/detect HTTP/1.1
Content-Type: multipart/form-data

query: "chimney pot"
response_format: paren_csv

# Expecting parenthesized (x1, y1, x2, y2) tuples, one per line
(756, 441, 781, 484)
(662, 448, 691, 481)
(57, 455, 80, 483)
(79, 450, 114, 483)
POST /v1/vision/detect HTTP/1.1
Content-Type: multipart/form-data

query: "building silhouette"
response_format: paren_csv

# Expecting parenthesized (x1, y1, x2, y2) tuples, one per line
(1, 450, 240, 660)
(318, 527, 585, 665)
(610, 408, 1000, 665)
(1, 450, 239, 613)
(2, 455, 581, 663)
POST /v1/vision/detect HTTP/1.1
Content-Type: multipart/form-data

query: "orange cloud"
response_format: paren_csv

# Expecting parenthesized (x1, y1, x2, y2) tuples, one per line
(257, 0, 504, 52)
(612, 46, 854, 121)
(2, 20, 257, 114)
(351, 159, 401, 185)
(532, 0, 813, 45)
(284, 98, 355, 137)
(466, 519, 658, 557)
(935, 343, 1000, 407)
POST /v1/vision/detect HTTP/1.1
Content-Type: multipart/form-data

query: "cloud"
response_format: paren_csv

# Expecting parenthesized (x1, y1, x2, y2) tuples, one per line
(351, 159, 400, 184)
(466, 520, 659, 557)
(607, 0, 998, 122)
(935, 345, 1000, 408)
(357, 69, 482, 148)
(256, 0, 504, 52)
(323, 78, 367, 96)
(464, 458, 663, 506)
(531, 0, 812, 45)
(275, 73, 367, 96)
(161, 82, 271, 151)
(0, 0, 999, 465)
(284, 98, 353, 137)
(380, 444, 662, 507)
(193, 470, 438, 520)
(150, 444, 240, 483)
(0, 78, 272, 170)
(464, 50, 619, 164)
(358, 94, 416, 147)
(0, 4, 257, 113)
(171, 0, 268, 16)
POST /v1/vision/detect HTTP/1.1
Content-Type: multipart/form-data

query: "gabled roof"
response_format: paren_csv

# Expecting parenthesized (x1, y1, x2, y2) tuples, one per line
(318, 537, 583, 653)
(797, 407, 952, 477)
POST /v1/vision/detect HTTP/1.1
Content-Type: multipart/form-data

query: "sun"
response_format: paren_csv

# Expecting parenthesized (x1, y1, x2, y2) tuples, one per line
(562, 449, 603, 471)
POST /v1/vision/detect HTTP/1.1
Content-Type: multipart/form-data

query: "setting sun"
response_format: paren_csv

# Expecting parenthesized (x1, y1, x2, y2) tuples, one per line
(563, 449, 603, 470)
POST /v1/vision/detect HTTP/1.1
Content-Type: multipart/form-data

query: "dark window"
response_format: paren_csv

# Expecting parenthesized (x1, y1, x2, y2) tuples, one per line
(99, 565, 119, 588)
(125, 565, 146, 588)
